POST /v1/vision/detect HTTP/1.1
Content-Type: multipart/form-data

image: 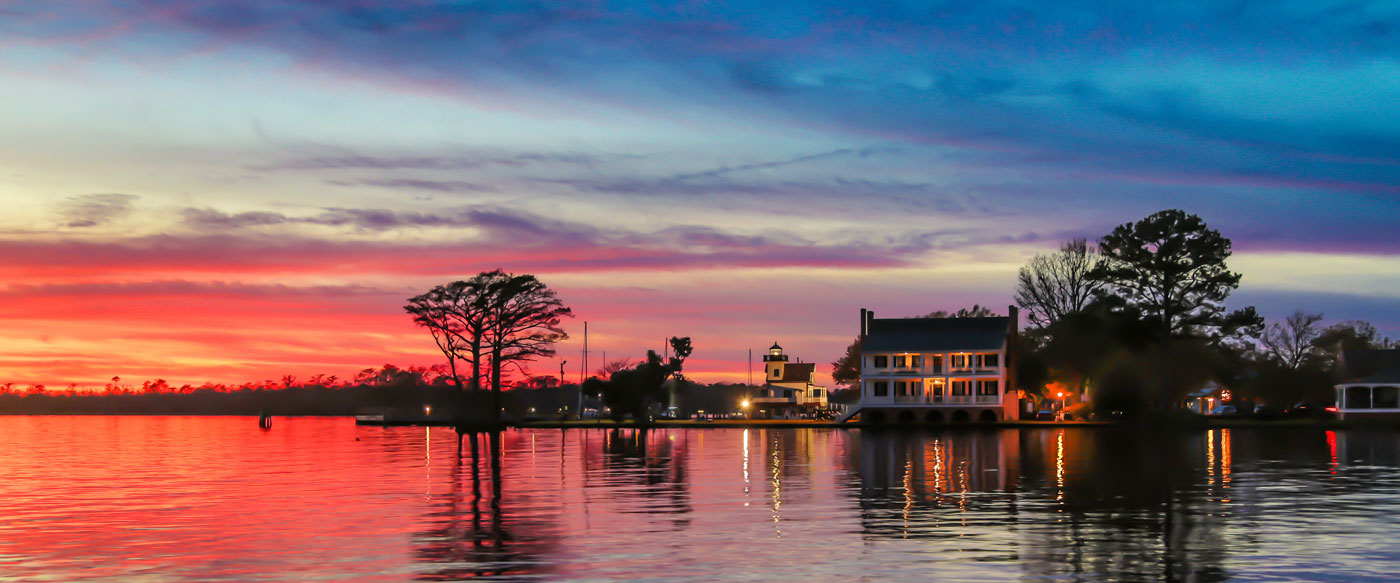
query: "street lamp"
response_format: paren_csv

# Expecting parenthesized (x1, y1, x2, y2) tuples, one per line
(1056, 392, 1066, 422)
(424, 405, 432, 417)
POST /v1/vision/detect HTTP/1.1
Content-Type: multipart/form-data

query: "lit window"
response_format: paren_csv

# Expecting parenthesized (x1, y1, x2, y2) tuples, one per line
(893, 355, 907, 368)
(911, 355, 922, 368)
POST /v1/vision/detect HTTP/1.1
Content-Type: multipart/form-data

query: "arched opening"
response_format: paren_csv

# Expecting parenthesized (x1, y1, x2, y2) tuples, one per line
(977, 409, 999, 423)
(1346, 386, 1374, 410)
(865, 409, 887, 425)
(1375, 386, 1400, 409)
(951, 410, 971, 423)
(924, 410, 945, 424)
(897, 410, 916, 424)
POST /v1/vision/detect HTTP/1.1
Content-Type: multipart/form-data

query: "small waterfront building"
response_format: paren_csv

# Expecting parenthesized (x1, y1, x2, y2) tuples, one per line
(841, 306, 1020, 423)
(1182, 381, 1228, 415)
(1333, 349, 1400, 420)
(751, 342, 829, 417)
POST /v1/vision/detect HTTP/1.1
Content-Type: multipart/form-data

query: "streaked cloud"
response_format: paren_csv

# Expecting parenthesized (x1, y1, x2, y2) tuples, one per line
(55, 193, 137, 228)
(0, 1, 1397, 386)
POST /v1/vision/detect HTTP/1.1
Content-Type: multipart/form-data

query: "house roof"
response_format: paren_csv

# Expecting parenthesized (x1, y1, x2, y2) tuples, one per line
(863, 316, 1009, 352)
(775, 362, 814, 384)
(1354, 365, 1400, 384)
(1340, 349, 1400, 381)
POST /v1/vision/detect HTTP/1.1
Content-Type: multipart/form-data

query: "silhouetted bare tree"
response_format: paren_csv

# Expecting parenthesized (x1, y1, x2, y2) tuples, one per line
(406, 281, 490, 392)
(481, 271, 572, 424)
(1015, 238, 1103, 328)
(1260, 310, 1325, 370)
(596, 358, 635, 378)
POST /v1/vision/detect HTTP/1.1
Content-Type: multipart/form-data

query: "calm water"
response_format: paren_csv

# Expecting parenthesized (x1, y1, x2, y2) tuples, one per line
(3, 418, 1398, 582)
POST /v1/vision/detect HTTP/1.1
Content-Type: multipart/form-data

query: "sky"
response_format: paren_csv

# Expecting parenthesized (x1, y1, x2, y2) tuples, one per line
(1, 1, 1398, 389)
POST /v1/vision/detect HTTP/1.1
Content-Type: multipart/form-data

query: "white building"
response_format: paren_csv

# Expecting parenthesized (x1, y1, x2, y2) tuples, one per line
(841, 307, 1021, 423)
(1333, 349, 1400, 420)
(751, 342, 828, 417)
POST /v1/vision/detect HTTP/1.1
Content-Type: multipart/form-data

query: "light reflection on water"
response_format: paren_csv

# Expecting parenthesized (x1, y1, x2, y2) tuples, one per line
(2, 417, 1399, 582)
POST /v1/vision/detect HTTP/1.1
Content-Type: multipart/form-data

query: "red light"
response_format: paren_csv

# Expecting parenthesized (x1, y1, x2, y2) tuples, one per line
(1325, 406, 1338, 412)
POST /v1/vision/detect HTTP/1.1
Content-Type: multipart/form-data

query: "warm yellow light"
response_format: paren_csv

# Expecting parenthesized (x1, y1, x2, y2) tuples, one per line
(424, 405, 432, 415)
(1057, 392, 1065, 399)
(741, 400, 750, 408)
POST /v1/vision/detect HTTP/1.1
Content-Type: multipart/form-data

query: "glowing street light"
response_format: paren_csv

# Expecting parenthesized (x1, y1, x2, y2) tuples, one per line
(741, 400, 750, 409)
(424, 405, 432, 416)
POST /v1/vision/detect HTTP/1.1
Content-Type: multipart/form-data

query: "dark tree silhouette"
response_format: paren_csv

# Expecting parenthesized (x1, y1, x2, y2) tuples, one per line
(830, 338, 861, 390)
(1314, 320, 1396, 354)
(1091, 209, 1263, 406)
(922, 304, 999, 318)
(1092, 209, 1262, 343)
(1015, 238, 1104, 328)
(480, 271, 572, 424)
(405, 280, 490, 392)
(667, 336, 693, 380)
(583, 343, 689, 422)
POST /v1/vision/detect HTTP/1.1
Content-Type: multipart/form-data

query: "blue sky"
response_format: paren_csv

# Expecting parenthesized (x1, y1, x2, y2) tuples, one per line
(0, 1, 1396, 386)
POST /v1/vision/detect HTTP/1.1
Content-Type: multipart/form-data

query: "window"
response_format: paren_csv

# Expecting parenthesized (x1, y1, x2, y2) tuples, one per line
(872, 355, 888, 368)
(929, 380, 945, 397)
(977, 353, 999, 369)
(931, 355, 943, 374)
(910, 355, 922, 368)
(893, 355, 907, 368)
(759, 389, 770, 397)
(977, 379, 998, 395)
(951, 380, 972, 396)
(784, 389, 793, 398)
(896, 381, 911, 396)
(873, 381, 889, 396)
(771, 368, 781, 378)
(811, 389, 824, 398)
(951, 354, 968, 369)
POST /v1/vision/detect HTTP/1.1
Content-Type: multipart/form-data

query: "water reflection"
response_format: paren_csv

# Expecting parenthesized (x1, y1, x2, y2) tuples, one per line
(593, 428, 691, 526)
(3, 419, 1400, 582)
(412, 432, 555, 581)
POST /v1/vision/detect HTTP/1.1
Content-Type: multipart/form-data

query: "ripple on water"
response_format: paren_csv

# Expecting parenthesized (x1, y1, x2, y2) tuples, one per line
(2, 419, 1399, 582)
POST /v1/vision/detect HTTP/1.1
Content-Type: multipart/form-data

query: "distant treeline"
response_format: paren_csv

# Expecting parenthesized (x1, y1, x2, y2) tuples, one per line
(0, 363, 775, 418)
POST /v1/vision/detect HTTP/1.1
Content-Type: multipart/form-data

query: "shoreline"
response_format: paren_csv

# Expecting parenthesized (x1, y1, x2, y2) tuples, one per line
(3, 412, 1390, 430)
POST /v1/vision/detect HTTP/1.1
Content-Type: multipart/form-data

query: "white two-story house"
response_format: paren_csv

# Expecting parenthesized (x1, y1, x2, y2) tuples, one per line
(842, 306, 1020, 423)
